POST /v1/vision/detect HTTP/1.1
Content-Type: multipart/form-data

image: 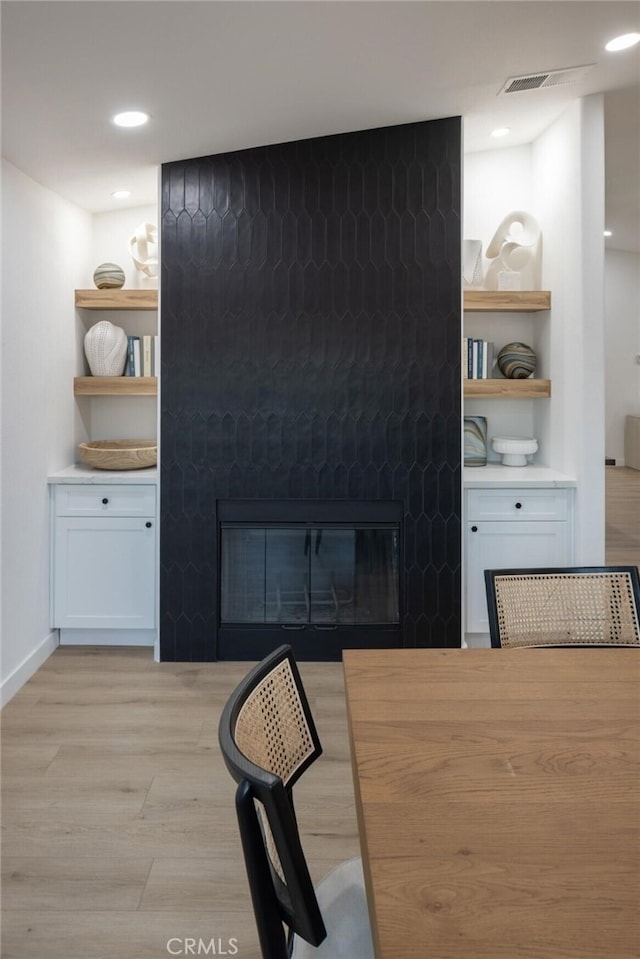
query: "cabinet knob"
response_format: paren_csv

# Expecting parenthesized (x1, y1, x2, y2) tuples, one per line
(471, 525, 478, 532)
(145, 521, 152, 528)
(515, 502, 522, 509)
(101, 497, 109, 505)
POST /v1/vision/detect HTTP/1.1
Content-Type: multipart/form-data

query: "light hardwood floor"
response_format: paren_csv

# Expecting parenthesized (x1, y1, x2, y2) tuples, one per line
(2, 468, 637, 957)
(605, 466, 640, 566)
(1, 650, 359, 959)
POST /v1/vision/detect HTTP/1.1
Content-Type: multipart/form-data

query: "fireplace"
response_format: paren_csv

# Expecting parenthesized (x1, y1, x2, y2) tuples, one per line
(217, 501, 402, 659)
(160, 116, 462, 661)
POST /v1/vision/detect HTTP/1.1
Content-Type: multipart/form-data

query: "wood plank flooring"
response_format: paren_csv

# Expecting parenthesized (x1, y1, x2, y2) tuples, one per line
(605, 466, 640, 566)
(2, 467, 637, 957)
(1, 649, 359, 959)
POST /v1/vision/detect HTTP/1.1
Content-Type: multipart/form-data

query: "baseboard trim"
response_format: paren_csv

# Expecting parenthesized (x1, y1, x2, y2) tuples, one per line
(1, 630, 59, 707)
(59, 628, 156, 646)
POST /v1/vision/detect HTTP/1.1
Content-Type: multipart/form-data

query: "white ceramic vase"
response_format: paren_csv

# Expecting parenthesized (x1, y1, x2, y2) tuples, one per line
(84, 321, 128, 376)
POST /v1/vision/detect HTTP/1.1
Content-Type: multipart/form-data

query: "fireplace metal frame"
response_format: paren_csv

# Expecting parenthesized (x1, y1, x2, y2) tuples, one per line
(216, 499, 404, 660)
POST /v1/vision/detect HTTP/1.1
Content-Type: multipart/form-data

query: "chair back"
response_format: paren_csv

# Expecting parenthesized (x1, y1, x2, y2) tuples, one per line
(484, 566, 640, 648)
(218, 645, 326, 959)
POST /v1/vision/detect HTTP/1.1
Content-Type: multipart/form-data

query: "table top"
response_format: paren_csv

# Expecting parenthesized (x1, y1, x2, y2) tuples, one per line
(343, 647, 640, 959)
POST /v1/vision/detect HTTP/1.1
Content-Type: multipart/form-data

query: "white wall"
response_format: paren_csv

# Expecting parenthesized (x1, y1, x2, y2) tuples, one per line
(604, 249, 640, 463)
(0, 168, 159, 704)
(532, 95, 605, 562)
(463, 144, 534, 243)
(1, 159, 92, 704)
(91, 205, 158, 291)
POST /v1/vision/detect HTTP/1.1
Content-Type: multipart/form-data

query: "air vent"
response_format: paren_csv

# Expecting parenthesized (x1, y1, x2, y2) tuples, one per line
(499, 64, 594, 94)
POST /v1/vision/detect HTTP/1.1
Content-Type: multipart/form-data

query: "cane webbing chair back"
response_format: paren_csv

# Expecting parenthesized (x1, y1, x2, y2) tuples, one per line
(218, 645, 325, 959)
(485, 566, 640, 649)
(234, 655, 318, 788)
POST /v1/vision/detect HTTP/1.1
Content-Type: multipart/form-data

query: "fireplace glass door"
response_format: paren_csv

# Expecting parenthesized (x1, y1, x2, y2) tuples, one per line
(220, 525, 399, 626)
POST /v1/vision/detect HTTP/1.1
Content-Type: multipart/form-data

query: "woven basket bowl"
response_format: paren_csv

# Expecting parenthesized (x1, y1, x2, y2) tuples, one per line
(78, 440, 157, 471)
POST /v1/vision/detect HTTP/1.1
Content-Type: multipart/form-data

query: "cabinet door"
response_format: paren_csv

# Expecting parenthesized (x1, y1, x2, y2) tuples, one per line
(466, 521, 570, 633)
(53, 517, 156, 628)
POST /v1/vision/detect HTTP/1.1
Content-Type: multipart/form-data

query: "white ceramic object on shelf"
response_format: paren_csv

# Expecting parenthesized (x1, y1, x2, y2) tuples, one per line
(129, 222, 158, 278)
(84, 321, 128, 376)
(484, 211, 542, 291)
(492, 436, 538, 467)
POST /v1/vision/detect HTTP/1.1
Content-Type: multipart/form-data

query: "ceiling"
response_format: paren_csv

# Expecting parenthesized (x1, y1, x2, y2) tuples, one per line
(2, 1, 639, 251)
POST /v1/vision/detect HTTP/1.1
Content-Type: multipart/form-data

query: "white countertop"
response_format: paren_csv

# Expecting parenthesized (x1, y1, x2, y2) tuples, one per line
(50, 464, 573, 488)
(48, 464, 158, 484)
(464, 465, 576, 488)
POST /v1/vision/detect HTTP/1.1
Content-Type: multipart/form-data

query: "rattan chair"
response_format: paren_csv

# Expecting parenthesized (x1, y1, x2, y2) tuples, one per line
(218, 644, 373, 959)
(484, 565, 640, 648)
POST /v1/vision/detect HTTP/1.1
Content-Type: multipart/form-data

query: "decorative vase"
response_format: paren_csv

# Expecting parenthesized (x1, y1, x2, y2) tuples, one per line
(497, 342, 537, 379)
(464, 416, 488, 467)
(84, 321, 128, 376)
(463, 239, 484, 288)
(93, 262, 125, 289)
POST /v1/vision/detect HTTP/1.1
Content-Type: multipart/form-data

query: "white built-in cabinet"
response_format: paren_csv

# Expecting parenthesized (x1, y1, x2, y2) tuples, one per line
(464, 481, 575, 641)
(49, 474, 157, 646)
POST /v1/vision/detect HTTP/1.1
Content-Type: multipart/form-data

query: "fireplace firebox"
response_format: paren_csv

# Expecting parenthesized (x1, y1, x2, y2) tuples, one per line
(217, 500, 403, 659)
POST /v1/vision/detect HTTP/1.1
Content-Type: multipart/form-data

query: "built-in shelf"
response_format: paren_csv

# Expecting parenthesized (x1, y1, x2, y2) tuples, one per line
(463, 291, 551, 398)
(463, 290, 550, 312)
(74, 376, 157, 396)
(464, 378, 550, 398)
(75, 289, 158, 310)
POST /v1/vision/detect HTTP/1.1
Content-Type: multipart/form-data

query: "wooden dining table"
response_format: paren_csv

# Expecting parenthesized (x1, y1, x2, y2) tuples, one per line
(343, 647, 639, 959)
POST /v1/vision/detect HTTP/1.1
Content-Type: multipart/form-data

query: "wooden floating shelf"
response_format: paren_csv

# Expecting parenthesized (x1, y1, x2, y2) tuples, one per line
(75, 289, 158, 310)
(463, 290, 551, 312)
(74, 377, 157, 396)
(464, 378, 551, 399)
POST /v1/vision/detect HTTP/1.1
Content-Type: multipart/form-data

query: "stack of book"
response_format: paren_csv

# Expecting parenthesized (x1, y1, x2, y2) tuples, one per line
(126, 335, 159, 377)
(463, 337, 494, 379)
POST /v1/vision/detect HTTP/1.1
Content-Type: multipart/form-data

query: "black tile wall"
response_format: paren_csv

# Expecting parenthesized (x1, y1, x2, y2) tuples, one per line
(160, 117, 462, 661)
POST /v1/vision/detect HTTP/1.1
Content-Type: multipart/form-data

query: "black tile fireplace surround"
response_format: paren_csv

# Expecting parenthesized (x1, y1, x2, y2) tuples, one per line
(160, 117, 462, 661)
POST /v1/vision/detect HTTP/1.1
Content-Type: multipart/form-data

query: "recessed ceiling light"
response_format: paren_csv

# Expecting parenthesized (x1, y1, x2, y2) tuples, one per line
(605, 32, 640, 52)
(111, 190, 131, 199)
(112, 111, 149, 128)
(604, 230, 613, 237)
(491, 127, 510, 139)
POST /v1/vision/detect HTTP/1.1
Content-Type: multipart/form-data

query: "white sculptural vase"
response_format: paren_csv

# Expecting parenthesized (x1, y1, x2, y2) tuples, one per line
(84, 321, 128, 376)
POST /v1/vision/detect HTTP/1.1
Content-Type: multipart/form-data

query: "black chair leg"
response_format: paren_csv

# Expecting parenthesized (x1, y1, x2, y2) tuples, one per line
(236, 780, 290, 959)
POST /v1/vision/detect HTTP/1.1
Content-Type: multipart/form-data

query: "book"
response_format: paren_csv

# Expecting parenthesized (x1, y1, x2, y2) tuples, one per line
(133, 338, 141, 377)
(126, 336, 139, 376)
(142, 335, 152, 377)
(485, 341, 494, 378)
(462, 337, 468, 379)
(471, 339, 479, 379)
